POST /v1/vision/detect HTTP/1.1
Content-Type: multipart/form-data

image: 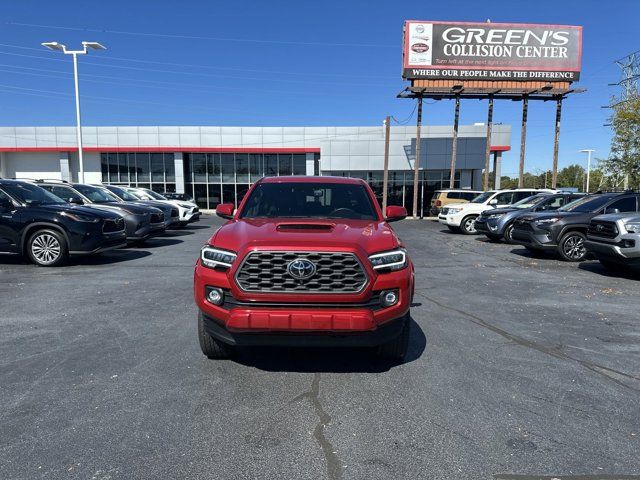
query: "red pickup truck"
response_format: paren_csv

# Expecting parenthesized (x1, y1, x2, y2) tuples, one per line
(194, 176, 414, 360)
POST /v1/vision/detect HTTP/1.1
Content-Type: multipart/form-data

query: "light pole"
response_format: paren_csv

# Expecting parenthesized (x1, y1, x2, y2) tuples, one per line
(579, 149, 594, 193)
(42, 41, 106, 183)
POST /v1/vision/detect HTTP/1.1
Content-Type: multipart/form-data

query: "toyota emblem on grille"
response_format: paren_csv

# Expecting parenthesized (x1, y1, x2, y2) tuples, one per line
(287, 259, 316, 280)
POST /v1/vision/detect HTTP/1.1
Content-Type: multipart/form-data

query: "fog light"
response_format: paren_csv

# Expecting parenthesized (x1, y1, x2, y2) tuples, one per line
(380, 290, 399, 308)
(207, 287, 224, 305)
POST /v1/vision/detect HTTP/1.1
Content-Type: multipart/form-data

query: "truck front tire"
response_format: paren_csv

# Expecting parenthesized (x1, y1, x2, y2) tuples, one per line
(378, 312, 410, 361)
(198, 312, 234, 359)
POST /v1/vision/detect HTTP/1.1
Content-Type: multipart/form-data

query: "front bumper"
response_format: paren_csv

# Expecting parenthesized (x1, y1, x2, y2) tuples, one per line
(128, 223, 166, 241)
(511, 226, 557, 250)
(475, 216, 505, 235)
(69, 232, 127, 255)
(194, 256, 413, 346)
(585, 237, 640, 264)
(200, 310, 406, 347)
(438, 213, 463, 227)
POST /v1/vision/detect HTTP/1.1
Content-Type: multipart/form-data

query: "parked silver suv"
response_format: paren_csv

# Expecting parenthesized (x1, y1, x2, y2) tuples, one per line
(585, 213, 640, 271)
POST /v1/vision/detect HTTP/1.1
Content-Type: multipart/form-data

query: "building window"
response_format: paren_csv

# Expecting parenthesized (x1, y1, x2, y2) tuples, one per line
(182, 151, 316, 209)
(100, 152, 177, 193)
(278, 153, 292, 176)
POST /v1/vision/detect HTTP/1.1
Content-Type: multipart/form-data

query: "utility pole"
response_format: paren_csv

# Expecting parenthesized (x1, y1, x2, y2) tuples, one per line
(449, 95, 460, 189)
(551, 97, 563, 189)
(518, 96, 528, 188)
(382, 116, 391, 213)
(412, 96, 423, 219)
(483, 95, 494, 191)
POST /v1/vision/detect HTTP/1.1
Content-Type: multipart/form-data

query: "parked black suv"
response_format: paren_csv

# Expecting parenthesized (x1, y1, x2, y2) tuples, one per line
(475, 192, 585, 243)
(0, 180, 127, 266)
(36, 181, 166, 244)
(511, 192, 640, 261)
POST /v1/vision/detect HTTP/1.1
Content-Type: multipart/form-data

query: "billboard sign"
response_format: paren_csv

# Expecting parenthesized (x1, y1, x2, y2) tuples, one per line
(403, 21, 582, 81)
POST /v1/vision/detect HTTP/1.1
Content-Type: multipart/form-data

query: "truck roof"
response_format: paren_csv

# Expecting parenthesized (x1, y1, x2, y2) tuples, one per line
(259, 176, 366, 185)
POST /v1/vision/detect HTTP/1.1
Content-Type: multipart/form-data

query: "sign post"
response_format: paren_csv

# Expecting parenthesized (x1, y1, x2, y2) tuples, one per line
(412, 96, 423, 219)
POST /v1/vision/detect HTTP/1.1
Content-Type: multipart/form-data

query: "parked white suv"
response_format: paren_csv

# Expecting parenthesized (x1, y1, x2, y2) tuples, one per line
(127, 187, 201, 227)
(438, 188, 556, 234)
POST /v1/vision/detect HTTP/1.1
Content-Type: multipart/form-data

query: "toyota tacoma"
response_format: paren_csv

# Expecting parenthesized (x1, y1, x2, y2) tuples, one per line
(194, 176, 414, 360)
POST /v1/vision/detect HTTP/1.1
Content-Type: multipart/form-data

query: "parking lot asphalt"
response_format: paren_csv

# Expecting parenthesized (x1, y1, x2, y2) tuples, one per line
(1, 215, 639, 480)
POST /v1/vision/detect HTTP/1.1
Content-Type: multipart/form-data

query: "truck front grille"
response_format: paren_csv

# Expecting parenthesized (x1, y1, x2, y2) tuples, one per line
(588, 220, 618, 239)
(235, 251, 368, 293)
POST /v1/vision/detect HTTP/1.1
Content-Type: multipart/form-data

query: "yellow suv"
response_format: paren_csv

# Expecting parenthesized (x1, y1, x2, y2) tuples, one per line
(430, 189, 482, 216)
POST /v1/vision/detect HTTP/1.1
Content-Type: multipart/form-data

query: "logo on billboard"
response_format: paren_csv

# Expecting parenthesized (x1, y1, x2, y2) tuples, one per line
(411, 43, 429, 53)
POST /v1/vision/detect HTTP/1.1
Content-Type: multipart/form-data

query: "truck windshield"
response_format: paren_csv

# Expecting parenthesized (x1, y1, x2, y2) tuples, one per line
(240, 182, 378, 220)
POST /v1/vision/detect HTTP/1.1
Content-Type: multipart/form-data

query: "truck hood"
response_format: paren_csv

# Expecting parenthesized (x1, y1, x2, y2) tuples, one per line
(209, 218, 401, 256)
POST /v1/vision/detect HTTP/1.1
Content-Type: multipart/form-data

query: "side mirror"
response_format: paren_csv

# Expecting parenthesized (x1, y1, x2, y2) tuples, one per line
(608, 208, 620, 214)
(488, 199, 498, 206)
(385, 205, 408, 222)
(0, 198, 13, 212)
(216, 203, 235, 220)
(69, 197, 83, 205)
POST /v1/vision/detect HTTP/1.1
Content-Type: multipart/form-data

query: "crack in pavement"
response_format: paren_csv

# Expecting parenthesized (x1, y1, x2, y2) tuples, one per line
(416, 291, 640, 391)
(292, 373, 343, 480)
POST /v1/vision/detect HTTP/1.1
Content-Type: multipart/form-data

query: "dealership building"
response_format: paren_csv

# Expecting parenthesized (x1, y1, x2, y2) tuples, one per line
(0, 124, 510, 212)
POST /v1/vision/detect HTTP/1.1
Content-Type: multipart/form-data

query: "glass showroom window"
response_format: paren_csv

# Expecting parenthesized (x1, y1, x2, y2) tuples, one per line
(183, 152, 312, 210)
(100, 152, 175, 192)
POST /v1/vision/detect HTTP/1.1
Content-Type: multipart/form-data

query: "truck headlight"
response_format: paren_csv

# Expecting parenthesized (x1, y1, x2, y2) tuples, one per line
(201, 246, 236, 269)
(447, 208, 462, 214)
(486, 213, 505, 219)
(369, 248, 407, 271)
(625, 222, 640, 233)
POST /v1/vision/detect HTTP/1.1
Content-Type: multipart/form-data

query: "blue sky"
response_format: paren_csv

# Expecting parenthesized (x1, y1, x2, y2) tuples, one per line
(0, 0, 638, 177)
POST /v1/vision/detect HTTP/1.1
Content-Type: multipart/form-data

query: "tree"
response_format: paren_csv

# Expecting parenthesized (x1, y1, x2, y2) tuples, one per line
(556, 164, 585, 190)
(603, 93, 640, 188)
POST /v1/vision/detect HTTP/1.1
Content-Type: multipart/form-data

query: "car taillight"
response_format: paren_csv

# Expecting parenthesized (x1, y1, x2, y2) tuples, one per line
(436, 200, 442, 207)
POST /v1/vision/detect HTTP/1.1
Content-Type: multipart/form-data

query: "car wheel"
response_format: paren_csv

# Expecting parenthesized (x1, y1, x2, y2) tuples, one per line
(378, 312, 410, 361)
(503, 224, 515, 244)
(198, 312, 234, 359)
(447, 225, 461, 233)
(460, 215, 478, 235)
(558, 231, 587, 262)
(27, 229, 68, 267)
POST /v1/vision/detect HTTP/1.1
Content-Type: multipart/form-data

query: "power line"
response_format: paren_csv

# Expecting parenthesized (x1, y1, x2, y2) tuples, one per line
(0, 49, 394, 88)
(5, 21, 395, 49)
(0, 63, 375, 98)
(0, 42, 392, 79)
